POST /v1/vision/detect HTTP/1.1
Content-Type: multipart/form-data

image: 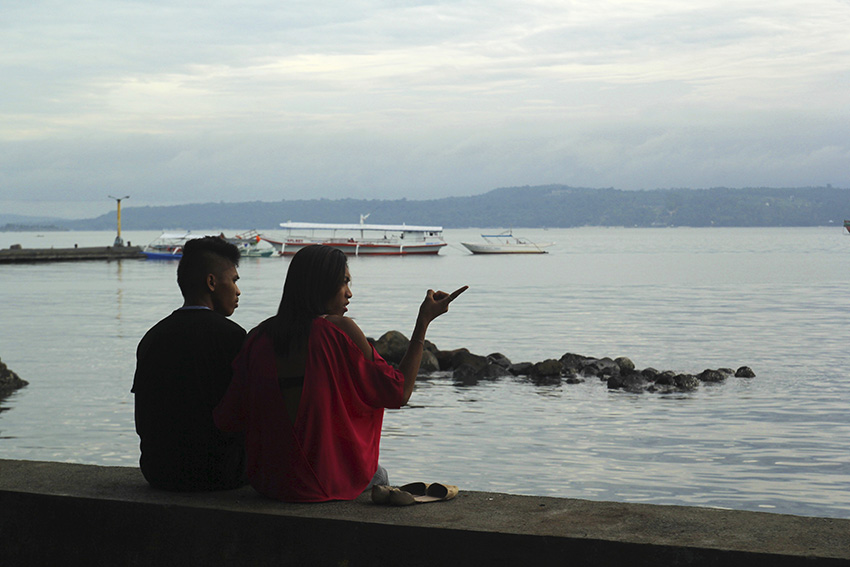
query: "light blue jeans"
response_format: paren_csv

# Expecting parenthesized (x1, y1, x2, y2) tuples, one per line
(366, 464, 389, 489)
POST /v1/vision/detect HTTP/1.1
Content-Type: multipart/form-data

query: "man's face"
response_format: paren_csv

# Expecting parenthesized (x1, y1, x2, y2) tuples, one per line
(209, 263, 240, 316)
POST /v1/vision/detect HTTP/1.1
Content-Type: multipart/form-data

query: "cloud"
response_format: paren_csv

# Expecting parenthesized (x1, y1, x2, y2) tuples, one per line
(1, 0, 849, 216)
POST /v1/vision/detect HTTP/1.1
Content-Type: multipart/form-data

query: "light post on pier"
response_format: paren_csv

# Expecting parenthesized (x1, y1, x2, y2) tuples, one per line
(108, 195, 130, 247)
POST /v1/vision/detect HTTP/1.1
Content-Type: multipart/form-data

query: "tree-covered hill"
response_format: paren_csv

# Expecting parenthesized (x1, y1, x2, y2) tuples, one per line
(53, 185, 850, 230)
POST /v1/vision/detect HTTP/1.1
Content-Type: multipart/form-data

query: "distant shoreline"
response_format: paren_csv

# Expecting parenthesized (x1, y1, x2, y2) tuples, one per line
(0, 224, 68, 232)
(4, 185, 850, 231)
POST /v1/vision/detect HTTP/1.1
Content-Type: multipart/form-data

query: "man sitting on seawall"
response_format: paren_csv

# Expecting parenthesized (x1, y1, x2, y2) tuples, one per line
(132, 236, 247, 491)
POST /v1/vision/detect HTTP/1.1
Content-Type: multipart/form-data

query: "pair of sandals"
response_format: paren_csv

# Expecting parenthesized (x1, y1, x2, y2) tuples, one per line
(371, 482, 459, 506)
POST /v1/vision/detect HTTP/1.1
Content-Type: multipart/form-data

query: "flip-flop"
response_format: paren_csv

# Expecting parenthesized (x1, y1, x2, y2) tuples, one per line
(398, 482, 428, 497)
(399, 482, 459, 503)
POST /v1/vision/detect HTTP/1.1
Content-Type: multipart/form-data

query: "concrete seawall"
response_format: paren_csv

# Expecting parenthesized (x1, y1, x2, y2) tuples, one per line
(1, 459, 848, 566)
(0, 245, 144, 263)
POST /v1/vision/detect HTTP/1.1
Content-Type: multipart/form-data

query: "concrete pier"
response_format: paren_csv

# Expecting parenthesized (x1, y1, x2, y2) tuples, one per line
(1, 459, 848, 566)
(0, 245, 144, 263)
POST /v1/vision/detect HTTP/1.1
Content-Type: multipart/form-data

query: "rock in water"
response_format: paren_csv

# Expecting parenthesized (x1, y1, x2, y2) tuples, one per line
(373, 330, 410, 364)
(735, 366, 756, 378)
(531, 359, 564, 377)
(0, 357, 28, 397)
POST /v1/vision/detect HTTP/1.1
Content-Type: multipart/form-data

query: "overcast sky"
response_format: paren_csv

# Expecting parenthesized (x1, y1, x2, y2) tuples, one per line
(2, 0, 849, 218)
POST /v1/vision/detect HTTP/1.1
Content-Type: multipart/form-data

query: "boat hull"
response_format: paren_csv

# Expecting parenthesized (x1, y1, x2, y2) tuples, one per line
(260, 237, 284, 253)
(281, 240, 446, 256)
(240, 248, 275, 257)
(144, 247, 273, 259)
(461, 242, 553, 254)
(142, 250, 182, 260)
(461, 231, 553, 254)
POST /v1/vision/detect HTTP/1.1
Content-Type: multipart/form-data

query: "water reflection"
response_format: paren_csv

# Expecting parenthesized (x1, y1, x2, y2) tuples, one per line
(115, 259, 125, 322)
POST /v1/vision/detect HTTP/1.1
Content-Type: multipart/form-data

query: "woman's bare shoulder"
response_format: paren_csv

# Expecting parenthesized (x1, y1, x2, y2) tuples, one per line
(324, 314, 354, 329)
(322, 315, 372, 359)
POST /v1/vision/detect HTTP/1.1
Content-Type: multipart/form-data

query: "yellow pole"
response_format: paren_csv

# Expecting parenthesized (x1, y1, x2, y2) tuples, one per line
(109, 195, 130, 246)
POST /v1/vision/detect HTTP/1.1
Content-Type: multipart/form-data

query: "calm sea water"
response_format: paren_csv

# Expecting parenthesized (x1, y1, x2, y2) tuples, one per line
(1, 227, 849, 519)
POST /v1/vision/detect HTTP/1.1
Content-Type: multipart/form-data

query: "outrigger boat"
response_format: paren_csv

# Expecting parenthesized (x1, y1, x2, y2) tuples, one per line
(142, 230, 274, 260)
(461, 231, 554, 254)
(142, 232, 193, 259)
(227, 230, 275, 257)
(263, 217, 446, 256)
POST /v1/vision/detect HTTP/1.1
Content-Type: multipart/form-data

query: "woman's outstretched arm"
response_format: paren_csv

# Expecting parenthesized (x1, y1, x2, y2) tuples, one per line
(397, 286, 467, 405)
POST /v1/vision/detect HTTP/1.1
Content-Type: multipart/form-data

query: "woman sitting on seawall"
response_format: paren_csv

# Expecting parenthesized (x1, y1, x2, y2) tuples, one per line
(214, 244, 467, 502)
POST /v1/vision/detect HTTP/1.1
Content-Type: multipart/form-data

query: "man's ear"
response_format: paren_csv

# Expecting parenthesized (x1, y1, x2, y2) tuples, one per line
(205, 273, 217, 293)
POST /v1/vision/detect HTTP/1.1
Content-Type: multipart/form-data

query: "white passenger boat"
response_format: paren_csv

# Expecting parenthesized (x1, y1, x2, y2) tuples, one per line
(265, 218, 447, 256)
(461, 231, 554, 254)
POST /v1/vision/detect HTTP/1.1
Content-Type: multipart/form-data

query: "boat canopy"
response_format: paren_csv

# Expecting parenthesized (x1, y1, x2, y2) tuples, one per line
(156, 232, 193, 240)
(279, 222, 443, 232)
(155, 232, 214, 240)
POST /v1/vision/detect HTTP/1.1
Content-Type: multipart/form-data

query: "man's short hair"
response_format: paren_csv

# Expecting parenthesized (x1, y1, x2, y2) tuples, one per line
(177, 236, 241, 298)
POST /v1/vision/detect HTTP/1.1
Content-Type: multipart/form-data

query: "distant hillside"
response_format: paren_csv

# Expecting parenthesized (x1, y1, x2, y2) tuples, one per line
(0, 213, 70, 231)
(51, 185, 850, 230)
(0, 223, 67, 232)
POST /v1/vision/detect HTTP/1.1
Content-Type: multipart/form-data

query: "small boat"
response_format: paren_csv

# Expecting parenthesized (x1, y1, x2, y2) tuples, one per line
(268, 217, 447, 256)
(143, 231, 274, 260)
(226, 230, 275, 257)
(844, 220, 850, 234)
(461, 231, 554, 254)
(142, 232, 193, 260)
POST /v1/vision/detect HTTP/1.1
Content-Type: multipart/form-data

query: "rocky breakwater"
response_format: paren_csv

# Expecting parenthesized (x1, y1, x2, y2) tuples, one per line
(0, 357, 28, 399)
(372, 331, 755, 394)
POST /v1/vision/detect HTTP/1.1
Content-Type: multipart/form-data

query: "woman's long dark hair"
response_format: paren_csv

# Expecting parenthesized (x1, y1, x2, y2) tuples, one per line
(261, 245, 348, 356)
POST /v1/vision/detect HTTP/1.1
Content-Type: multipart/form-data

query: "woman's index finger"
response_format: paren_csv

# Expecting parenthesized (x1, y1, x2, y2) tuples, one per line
(448, 286, 469, 301)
